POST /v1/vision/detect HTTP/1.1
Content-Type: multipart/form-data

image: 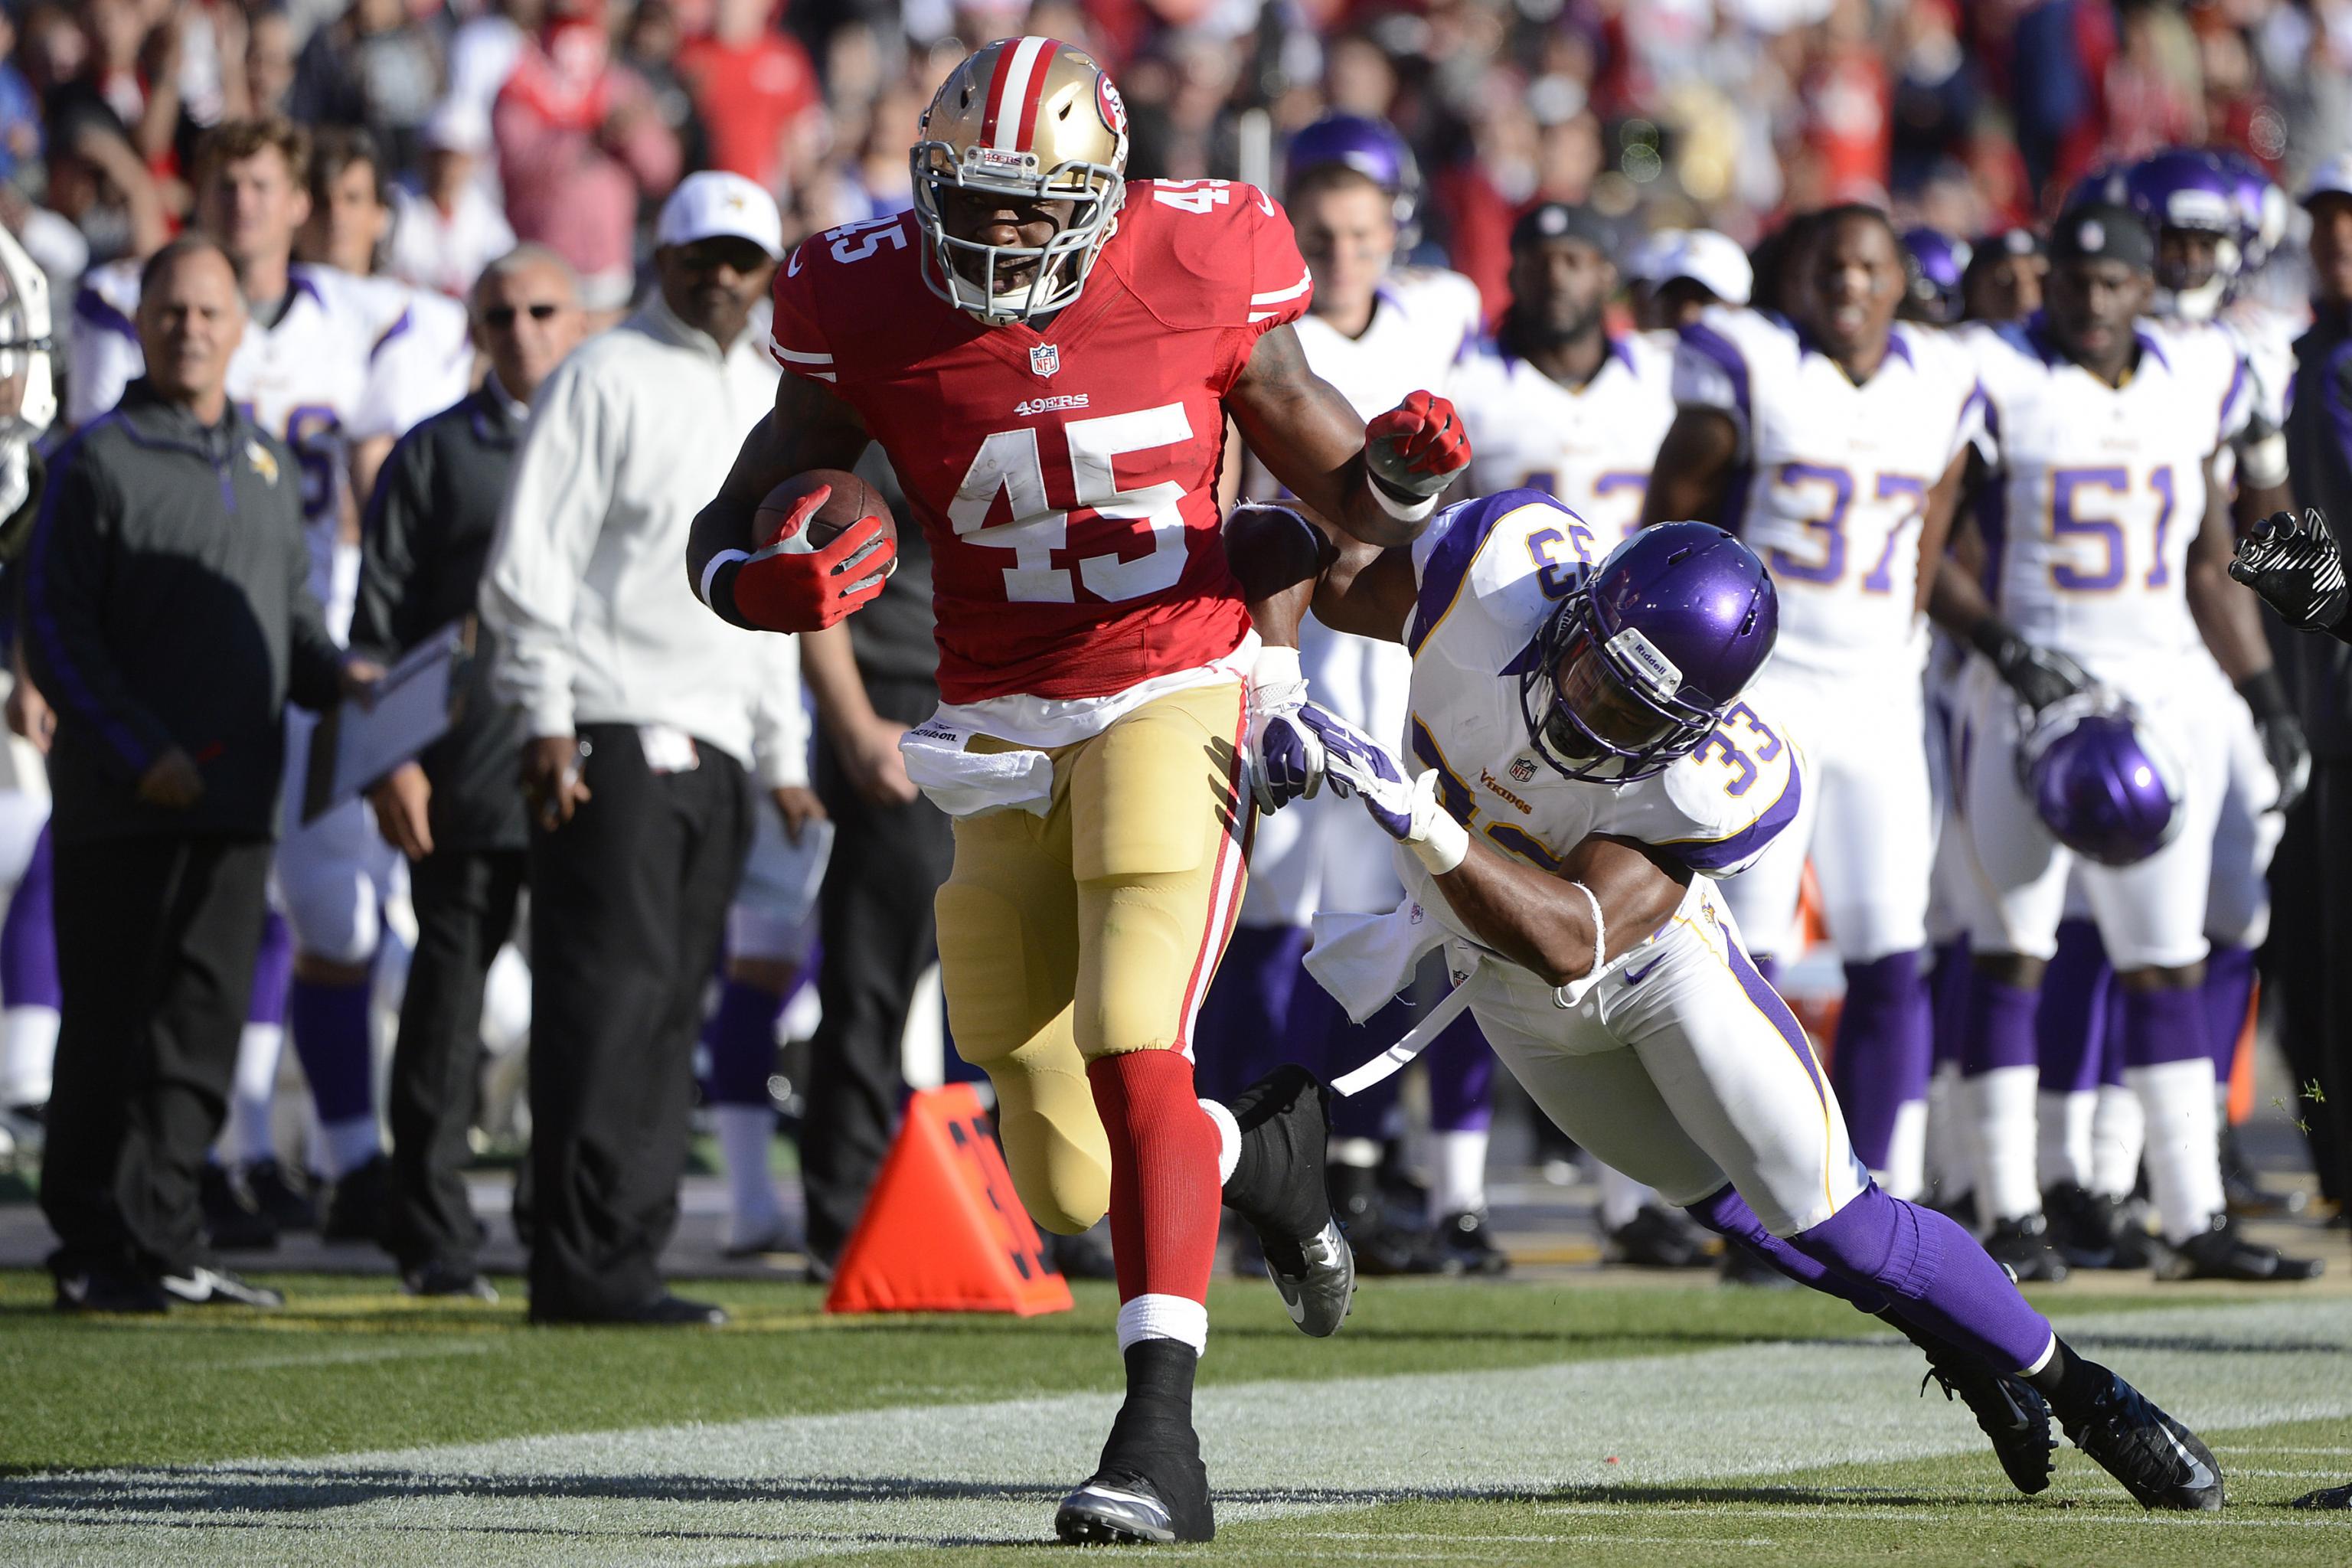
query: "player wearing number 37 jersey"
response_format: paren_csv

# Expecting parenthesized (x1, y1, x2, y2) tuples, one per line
(685, 37, 1472, 1547)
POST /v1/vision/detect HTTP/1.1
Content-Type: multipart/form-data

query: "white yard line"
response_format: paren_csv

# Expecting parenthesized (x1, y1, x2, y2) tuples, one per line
(0, 1300, 2342, 1568)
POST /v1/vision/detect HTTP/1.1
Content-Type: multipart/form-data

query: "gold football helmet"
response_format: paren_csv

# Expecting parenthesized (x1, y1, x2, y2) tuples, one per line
(911, 37, 1129, 325)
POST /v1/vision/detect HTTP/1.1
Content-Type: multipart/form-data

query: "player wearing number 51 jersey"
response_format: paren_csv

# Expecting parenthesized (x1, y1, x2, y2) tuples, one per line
(1645, 205, 1981, 1206)
(685, 37, 1472, 1547)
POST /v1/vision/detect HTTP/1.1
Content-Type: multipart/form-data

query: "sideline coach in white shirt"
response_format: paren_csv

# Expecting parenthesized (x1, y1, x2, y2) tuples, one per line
(482, 173, 812, 1325)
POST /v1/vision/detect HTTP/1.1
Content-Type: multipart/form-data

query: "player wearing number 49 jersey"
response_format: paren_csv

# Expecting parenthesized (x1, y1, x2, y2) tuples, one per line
(1644, 206, 1981, 1207)
(685, 37, 1472, 1547)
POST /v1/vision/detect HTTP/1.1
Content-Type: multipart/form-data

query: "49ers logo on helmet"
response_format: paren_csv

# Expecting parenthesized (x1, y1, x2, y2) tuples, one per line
(1096, 76, 1128, 139)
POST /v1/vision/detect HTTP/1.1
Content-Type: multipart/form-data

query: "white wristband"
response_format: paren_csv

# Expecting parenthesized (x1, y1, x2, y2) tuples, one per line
(1566, 880, 1606, 981)
(698, 548, 750, 609)
(1252, 642, 1303, 690)
(1370, 477, 1441, 525)
(1406, 798, 1471, 874)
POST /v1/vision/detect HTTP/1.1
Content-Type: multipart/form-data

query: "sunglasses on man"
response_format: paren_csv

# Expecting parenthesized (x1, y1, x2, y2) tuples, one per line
(482, 303, 565, 328)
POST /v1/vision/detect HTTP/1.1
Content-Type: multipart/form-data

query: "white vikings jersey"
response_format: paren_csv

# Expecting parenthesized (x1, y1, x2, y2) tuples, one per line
(1451, 330, 1677, 543)
(1964, 318, 2253, 681)
(68, 261, 470, 601)
(1674, 309, 1979, 675)
(1395, 489, 1802, 952)
(1289, 266, 1482, 419)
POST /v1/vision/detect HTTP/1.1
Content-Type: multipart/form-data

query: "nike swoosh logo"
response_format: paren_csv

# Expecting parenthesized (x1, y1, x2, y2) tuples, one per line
(160, 1272, 208, 1302)
(1621, 952, 1667, 987)
(58, 1276, 88, 1304)
(2161, 1424, 2216, 1490)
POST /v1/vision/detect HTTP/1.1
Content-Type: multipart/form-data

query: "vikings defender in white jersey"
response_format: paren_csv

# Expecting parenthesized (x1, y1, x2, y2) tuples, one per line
(1229, 130, 1496, 1272)
(1228, 490, 2229, 1514)
(1643, 206, 1980, 1204)
(1933, 203, 2318, 1283)
(1450, 204, 1677, 547)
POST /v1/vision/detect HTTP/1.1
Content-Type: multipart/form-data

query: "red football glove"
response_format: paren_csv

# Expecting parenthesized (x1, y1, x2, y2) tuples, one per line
(1364, 390, 1472, 501)
(732, 488, 897, 634)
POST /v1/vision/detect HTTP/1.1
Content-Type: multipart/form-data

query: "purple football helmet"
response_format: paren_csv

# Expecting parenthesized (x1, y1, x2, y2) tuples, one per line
(1521, 521, 1779, 783)
(2211, 147, 2288, 272)
(2125, 149, 2245, 314)
(2017, 695, 2186, 867)
(1285, 113, 1422, 240)
(1900, 227, 1971, 323)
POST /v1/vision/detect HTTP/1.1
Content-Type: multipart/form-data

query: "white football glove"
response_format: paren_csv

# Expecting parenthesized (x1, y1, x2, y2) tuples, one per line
(1244, 645, 1324, 812)
(1297, 702, 1470, 874)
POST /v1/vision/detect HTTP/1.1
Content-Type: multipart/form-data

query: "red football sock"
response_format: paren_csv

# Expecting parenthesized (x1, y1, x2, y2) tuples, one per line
(1087, 1049, 1223, 1308)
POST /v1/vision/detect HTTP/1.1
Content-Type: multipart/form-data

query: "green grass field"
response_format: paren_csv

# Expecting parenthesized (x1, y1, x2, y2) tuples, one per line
(2, 1269, 2344, 1566)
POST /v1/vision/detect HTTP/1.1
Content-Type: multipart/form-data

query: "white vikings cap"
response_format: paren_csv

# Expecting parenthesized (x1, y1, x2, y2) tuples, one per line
(2302, 153, 2352, 209)
(1625, 227, 1687, 286)
(656, 171, 786, 259)
(1660, 229, 1753, 306)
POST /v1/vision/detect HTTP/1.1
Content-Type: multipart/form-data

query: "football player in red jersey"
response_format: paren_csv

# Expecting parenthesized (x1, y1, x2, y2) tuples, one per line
(686, 37, 1468, 1545)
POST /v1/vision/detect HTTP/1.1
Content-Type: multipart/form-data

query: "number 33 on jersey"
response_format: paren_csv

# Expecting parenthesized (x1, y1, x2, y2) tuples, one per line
(768, 179, 1313, 707)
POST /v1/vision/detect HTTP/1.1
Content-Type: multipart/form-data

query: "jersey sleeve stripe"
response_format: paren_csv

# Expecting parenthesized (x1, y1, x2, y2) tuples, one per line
(1406, 501, 1505, 655)
(771, 344, 835, 364)
(1250, 273, 1312, 305)
(72, 286, 139, 344)
(369, 308, 415, 363)
(1655, 756, 1802, 873)
(1677, 322, 1751, 421)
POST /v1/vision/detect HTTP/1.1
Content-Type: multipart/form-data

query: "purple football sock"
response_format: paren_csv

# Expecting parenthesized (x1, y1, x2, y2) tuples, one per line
(1787, 1185, 2056, 1373)
(0, 825, 58, 1011)
(1961, 970, 2039, 1076)
(2119, 983, 2207, 1070)
(2200, 944, 2255, 1083)
(1290, 975, 1404, 1142)
(1831, 950, 1929, 1172)
(1194, 923, 1310, 1102)
(1928, 938, 1969, 1071)
(2034, 920, 2110, 1096)
(247, 911, 293, 1029)
(1684, 1184, 1889, 1312)
(288, 974, 375, 1125)
(1426, 1009, 1494, 1134)
(702, 977, 786, 1106)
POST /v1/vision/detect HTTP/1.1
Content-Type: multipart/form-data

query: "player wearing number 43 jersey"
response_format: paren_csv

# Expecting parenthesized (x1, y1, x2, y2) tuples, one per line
(685, 37, 1472, 1546)
(1644, 206, 1981, 1207)
(1227, 489, 2227, 1514)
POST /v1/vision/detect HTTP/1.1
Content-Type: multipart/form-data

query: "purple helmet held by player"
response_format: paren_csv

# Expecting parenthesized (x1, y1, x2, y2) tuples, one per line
(1900, 227, 1971, 323)
(2124, 149, 2244, 317)
(2017, 695, 2187, 867)
(1286, 113, 1422, 243)
(1522, 521, 1779, 783)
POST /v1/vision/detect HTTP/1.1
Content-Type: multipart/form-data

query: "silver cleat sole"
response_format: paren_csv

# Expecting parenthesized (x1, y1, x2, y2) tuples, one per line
(1267, 1215, 1355, 1338)
(1054, 1481, 1177, 1544)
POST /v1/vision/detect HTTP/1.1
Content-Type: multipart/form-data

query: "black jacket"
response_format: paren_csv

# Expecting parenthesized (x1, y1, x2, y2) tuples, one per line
(348, 382, 530, 852)
(23, 381, 341, 844)
(2287, 305, 2352, 756)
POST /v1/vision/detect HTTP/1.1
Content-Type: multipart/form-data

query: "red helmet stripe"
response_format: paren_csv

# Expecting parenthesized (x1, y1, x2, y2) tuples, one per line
(1012, 40, 1061, 151)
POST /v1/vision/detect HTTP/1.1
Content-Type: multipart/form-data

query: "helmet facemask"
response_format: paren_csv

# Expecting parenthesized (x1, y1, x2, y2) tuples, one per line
(912, 141, 1123, 325)
(1521, 588, 1720, 784)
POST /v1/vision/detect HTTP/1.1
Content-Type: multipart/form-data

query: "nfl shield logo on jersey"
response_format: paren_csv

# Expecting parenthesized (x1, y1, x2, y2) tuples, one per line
(1510, 757, 1537, 782)
(1029, 343, 1060, 378)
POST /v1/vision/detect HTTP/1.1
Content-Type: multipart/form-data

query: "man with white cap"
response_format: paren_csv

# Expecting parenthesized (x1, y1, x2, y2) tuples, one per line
(1651, 229, 1753, 329)
(482, 171, 811, 1325)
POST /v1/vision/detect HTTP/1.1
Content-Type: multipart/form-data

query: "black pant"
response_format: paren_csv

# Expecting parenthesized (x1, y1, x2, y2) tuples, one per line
(799, 678, 955, 1263)
(2265, 758, 2352, 1205)
(43, 833, 270, 1280)
(383, 844, 526, 1273)
(526, 725, 751, 1318)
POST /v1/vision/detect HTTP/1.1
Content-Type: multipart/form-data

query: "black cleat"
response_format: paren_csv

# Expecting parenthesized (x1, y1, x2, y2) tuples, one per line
(2155, 1212, 2324, 1282)
(2099, 1194, 2162, 1269)
(1607, 1204, 1716, 1269)
(402, 1262, 498, 1301)
(2040, 1181, 2117, 1269)
(200, 1164, 279, 1251)
(1223, 1067, 1355, 1334)
(1331, 1164, 1449, 1276)
(1434, 1210, 1511, 1276)
(1057, 1383, 1213, 1544)
(320, 1153, 391, 1243)
(2290, 1480, 2352, 1509)
(1893, 1318, 2055, 1495)
(160, 1266, 285, 1308)
(2056, 1364, 2224, 1510)
(1983, 1214, 2069, 1282)
(1049, 1226, 1119, 1282)
(243, 1158, 318, 1230)
(54, 1268, 172, 1315)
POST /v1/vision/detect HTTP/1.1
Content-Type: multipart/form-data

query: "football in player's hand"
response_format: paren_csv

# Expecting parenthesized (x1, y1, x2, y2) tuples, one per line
(756, 469, 897, 552)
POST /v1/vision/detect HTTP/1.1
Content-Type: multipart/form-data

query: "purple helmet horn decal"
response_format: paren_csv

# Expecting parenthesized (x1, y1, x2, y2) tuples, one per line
(1521, 518, 1779, 783)
(2017, 694, 2186, 867)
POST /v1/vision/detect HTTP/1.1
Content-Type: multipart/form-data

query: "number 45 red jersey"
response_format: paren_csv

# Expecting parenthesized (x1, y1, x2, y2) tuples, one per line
(768, 179, 1312, 705)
